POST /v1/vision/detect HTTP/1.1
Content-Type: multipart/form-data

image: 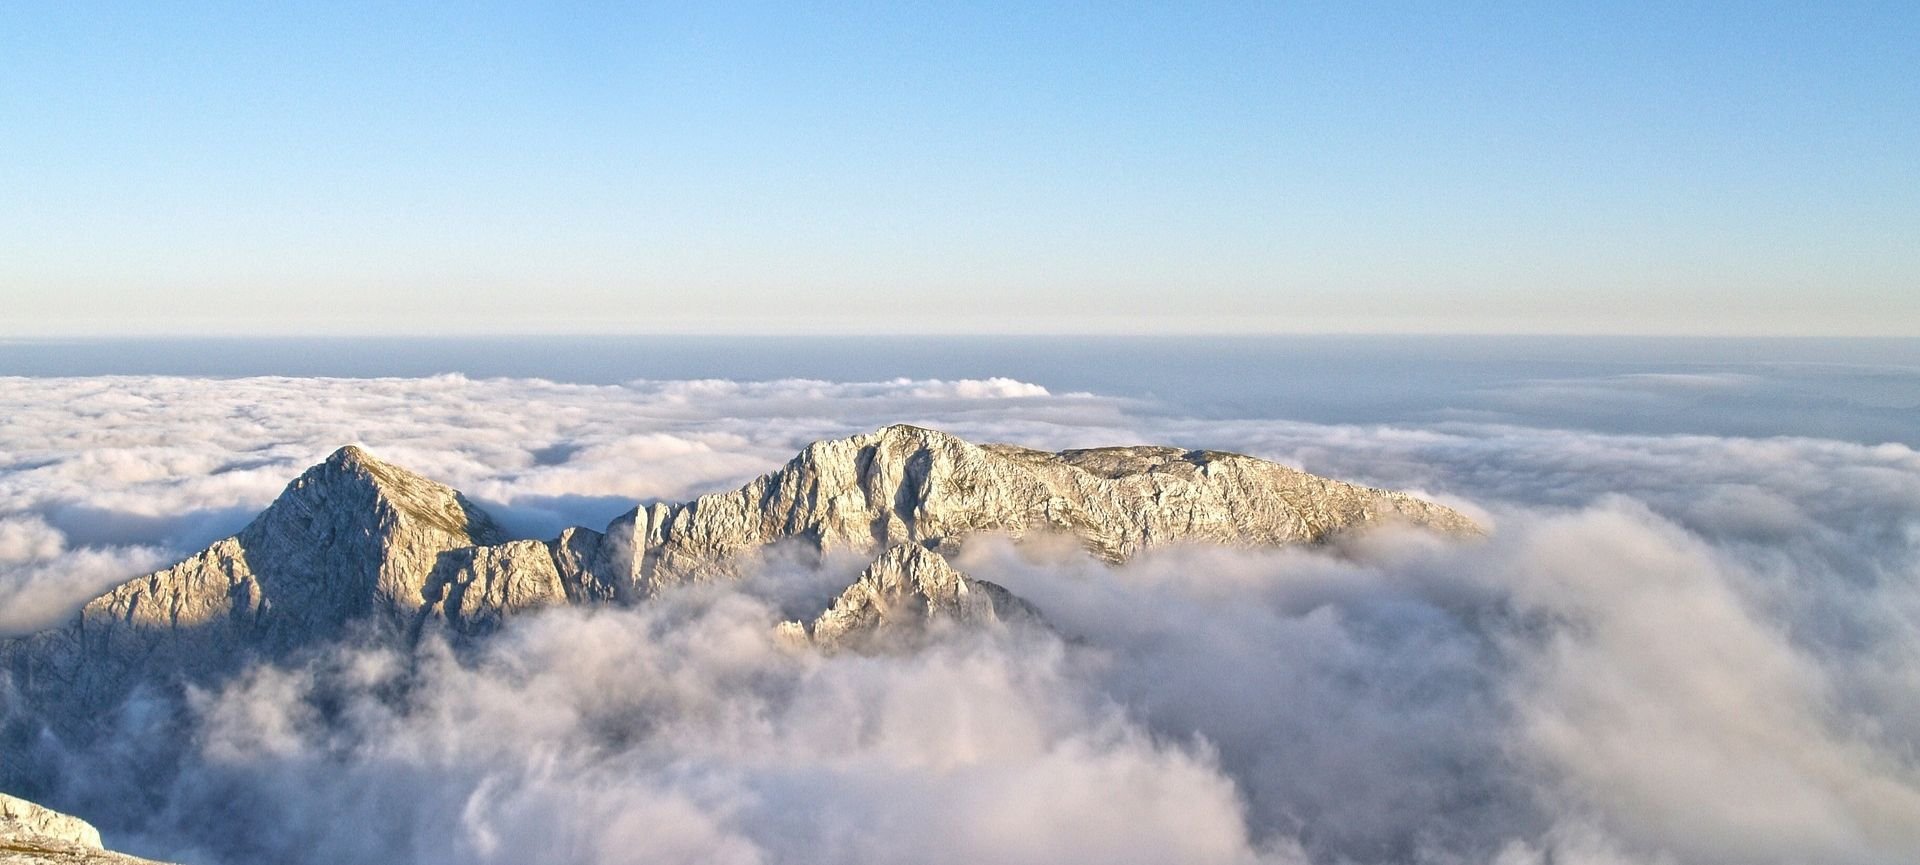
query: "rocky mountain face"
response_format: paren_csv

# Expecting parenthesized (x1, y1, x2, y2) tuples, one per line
(780, 544, 1040, 651)
(3, 425, 1479, 722)
(585, 425, 1479, 597)
(0, 793, 169, 864)
(3, 446, 506, 719)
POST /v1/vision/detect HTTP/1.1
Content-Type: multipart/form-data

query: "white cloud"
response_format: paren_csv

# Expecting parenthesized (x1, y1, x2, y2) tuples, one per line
(104, 593, 1280, 865)
(2, 372, 1918, 864)
(0, 375, 1109, 628)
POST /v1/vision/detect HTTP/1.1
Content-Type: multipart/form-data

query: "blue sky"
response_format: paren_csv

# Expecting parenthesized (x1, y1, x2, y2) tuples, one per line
(2, 2, 1915, 336)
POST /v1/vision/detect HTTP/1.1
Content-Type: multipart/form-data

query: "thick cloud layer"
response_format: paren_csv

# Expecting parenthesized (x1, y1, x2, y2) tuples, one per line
(2, 373, 1918, 864)
(0, 375, 1121, 634)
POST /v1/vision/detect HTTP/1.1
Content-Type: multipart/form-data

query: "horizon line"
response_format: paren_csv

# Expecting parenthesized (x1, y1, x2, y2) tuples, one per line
(5, 330, 1920, 342)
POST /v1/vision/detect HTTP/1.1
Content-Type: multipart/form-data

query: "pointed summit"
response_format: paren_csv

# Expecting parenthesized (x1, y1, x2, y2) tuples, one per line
(240, 445, 506, 617)
(319, 443, 385, 477)
(267, 444, 504, 545)
(329, 442, 372, 462)
(4, 447, 508, 722)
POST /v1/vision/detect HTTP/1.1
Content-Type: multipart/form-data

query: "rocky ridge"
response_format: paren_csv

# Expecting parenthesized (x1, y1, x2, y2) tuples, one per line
(0, 793, 168, 865)
(582, 425, 1479, 597)
(3, 425, 1479, 718)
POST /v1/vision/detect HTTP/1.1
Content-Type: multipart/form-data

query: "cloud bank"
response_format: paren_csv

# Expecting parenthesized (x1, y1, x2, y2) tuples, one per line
(2, 373, 1918, 865)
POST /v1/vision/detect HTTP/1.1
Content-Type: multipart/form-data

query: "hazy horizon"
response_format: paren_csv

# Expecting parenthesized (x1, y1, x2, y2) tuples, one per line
(5, 4, 1919, 864)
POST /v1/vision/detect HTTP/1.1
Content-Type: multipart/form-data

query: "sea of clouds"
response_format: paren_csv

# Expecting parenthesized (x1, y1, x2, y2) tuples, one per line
(2, 373, 1918, 865)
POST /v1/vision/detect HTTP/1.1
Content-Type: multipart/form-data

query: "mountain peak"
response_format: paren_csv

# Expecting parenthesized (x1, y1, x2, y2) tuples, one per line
(6, 426, 1478, 724)
(278, 445, 503, 544)
(326, 442, 374, 466)
(3, 446, 513, 722)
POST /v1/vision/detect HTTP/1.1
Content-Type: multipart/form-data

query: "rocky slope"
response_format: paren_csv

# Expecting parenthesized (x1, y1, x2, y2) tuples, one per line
(781, 543, 1040, 650)
(587, 424, 1479, 596)
(3, 445, 507, 716)
(3, 425, 1478, 719)
(0, 793, 168, 865)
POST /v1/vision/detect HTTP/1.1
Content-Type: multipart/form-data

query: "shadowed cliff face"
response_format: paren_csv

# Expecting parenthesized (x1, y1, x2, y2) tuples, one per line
(1, 425, 1476, 733)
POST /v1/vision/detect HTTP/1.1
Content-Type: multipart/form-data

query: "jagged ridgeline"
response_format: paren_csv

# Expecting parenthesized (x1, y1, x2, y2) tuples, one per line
(1, 424, 1479, 727)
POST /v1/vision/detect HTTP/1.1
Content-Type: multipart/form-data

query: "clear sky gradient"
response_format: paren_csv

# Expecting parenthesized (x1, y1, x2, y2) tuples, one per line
(3, 2, 1915, 336)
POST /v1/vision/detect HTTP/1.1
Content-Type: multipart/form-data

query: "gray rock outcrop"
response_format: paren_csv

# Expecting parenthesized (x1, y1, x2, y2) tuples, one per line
(0, 793, 100, 850)
(3, 425, 1480, 720)
(784, 544, 1040, 650)
(3, 445, 507, 716)
(592, 424, 1479, 596)
(0, 792, 169, 864)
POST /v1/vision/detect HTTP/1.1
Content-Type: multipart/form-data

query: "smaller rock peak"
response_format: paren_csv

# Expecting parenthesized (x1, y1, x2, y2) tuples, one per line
(866, 543, 964, 593)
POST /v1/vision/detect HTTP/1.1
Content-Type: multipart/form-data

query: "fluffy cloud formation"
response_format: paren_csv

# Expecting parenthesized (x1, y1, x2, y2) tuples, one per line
(119, 595, 1274, 865)
(2, 373, 1918, 865)
(0, 375, 1110, 633)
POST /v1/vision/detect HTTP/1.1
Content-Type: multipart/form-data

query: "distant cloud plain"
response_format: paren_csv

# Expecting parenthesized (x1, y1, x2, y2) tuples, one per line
(1, 375, 1918, 864)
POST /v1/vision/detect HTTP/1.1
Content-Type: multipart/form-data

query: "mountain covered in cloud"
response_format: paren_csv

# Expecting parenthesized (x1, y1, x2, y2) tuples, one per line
(2, 424, 1477, 720)
(1, 373, 1917, 865)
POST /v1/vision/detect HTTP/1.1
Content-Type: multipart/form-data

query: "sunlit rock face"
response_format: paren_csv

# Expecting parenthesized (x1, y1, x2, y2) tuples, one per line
(0, 792, 170, 864)
(2, 446, 506, 718)
(595, 424, 1480, 595)
(2, 426, 1478, 723)
(785, 543, 1041, 651)
(1, 792, 101, 850)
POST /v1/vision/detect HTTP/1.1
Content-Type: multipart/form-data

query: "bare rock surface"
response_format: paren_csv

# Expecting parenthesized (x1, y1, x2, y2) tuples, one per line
(0, 793, 169, 865)
(596, 424, 1479, 596)
(3, 426, 1479, 717)
(3, 445, 506, 716)
(0, 794, 99, 850)
(789, 544, 1040, 650)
